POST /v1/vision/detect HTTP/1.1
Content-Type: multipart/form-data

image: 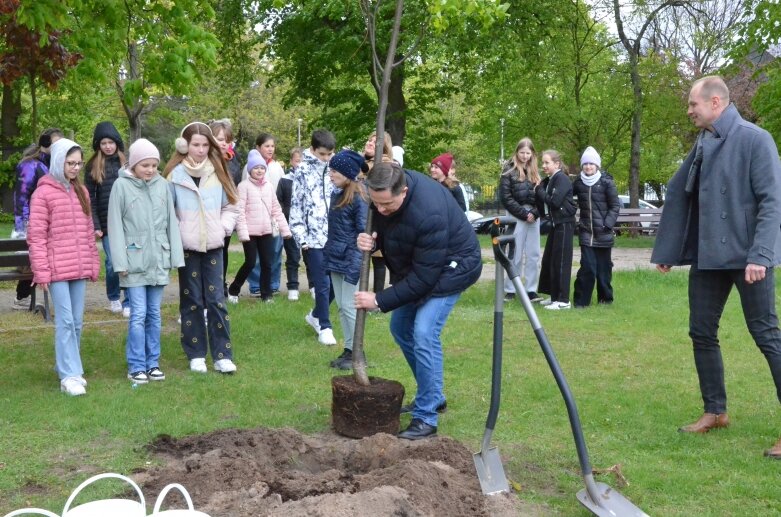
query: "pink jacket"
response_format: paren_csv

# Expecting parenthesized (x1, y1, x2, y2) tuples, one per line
(235, 176, 291, 241)
(28, 175, 100, 284)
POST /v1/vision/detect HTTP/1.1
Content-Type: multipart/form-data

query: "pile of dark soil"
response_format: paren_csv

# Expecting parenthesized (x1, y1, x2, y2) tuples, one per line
(136, 427, 549, 516)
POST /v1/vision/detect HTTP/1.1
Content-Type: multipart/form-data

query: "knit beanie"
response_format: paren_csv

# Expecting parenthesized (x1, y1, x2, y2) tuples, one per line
(246, 149, 267, 173)
(128, 138, 160, 170)
(431, 152, 453, 176)
(92, 121, 125, 152)
(329, 149, 366, 181)
(580, 146, 601, 168)
(392, 146, 405, 167)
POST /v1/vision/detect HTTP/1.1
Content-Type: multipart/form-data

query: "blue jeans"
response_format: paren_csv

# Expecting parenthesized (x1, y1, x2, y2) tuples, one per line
(102, 235, 128, 308)
(303, 248, 332, 329)
(49, 280, 87, 380)
(126, 285, 165, 373)
(248, 235, 283, 293)
(390, 293, 460, 427)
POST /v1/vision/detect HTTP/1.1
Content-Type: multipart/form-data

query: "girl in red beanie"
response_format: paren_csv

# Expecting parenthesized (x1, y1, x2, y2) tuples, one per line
(429, 152, 466, 212)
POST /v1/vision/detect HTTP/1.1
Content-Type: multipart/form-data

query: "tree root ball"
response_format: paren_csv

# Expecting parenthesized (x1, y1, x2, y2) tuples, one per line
(331, 375, 405, 438)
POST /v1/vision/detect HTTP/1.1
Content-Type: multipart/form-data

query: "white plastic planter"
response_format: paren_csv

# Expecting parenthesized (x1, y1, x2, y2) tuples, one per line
(3, 509, 60, 517)
(149, 484, 210, 517)
(61, 473, 146, 517)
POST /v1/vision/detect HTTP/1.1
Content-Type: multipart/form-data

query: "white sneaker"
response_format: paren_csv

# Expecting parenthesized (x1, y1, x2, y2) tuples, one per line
(60, 377, 86, 396)
(227, 295, 239, 304)
(318, 327, 337, 346)
(12, 297, 30, 310)
(214, 358, 237, 374)
(109, 300, 123, 313)
(305, 311, 321, 334)
(122, 306, 131, 318)
(75, 375, 87, 387)
(190, 358, 208, 373)
(288, 289, 299, 301)
(544, 301, 571, 310)
(540, 298, 553, 306)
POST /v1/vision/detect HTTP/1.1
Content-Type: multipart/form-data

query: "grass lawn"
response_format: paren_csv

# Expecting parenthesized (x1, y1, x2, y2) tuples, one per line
(1, 230, 779, 515)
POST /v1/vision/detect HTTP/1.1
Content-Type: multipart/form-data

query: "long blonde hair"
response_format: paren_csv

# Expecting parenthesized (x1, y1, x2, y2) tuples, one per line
(86, 149, 126, 184)
(335, 179, 368, 209)
(164, 122, 238, 204)
(504, 137, 540, 185)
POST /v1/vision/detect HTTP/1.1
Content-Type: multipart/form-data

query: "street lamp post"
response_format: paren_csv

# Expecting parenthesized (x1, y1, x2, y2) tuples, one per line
(297, 118, 302, 147)
(500, 118, 505, 165)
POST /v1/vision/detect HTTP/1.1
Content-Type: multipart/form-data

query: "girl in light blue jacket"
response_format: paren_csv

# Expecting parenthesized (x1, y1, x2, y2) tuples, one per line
(108, 139, 184, 384)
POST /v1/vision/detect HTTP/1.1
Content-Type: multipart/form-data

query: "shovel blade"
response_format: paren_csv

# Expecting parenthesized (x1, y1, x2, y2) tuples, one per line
(473, 447, 510, 495)
(576, 482, 649, 517)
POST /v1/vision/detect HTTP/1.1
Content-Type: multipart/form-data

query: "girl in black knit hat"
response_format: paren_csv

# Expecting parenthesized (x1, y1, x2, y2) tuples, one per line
(84, 121, 129, 316)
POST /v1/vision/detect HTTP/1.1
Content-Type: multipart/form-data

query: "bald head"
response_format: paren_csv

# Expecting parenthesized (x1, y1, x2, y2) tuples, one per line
(688, 76, 730, 131)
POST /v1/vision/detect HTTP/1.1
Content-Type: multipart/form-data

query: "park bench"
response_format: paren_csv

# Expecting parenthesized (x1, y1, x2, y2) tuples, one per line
(614, 207, 663, 235)
(0, 238, 50, 321)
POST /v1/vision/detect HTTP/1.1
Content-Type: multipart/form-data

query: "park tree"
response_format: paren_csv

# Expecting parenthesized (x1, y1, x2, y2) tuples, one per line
(0, 0, 80, 149)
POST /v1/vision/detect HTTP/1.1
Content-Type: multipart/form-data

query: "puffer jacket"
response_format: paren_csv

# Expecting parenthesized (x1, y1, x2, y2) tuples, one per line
(573, 174, 620, 248)
(27, 139, 100, 284)
(84, 153, 122, 234)
(538, 170, 576, 225)
(499, 167, 539, 221)
(13, 154, 49, 236)
(107, 169, 185, 287)
(323, 187, 368, 285)
(372, 170, 482, 312)
(289, 148, 332, 249)
(235, 175, 291, 241)
(168, 163, 240, 252)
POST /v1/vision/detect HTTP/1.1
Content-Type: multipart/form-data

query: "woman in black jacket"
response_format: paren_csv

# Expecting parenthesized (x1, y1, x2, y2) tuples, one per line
(538, 150, 576, 310)
(84, 121, 127, 315)
(572, 146, 620, 307)
(498, 137, 543, 302)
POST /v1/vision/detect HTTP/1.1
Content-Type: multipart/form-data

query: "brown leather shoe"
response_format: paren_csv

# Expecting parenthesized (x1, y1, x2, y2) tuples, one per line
(764, 436, 781, 459)
(678, 412, 730, 433)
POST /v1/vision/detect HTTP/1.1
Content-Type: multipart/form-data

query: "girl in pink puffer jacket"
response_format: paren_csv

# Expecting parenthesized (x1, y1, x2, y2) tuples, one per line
(28, 138, 100, 397)
(227, 150, 291, 303)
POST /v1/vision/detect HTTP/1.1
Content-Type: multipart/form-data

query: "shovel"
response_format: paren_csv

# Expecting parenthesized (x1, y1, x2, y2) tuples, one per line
(491, 218, 649, 517)
(473, 218, 514, 496)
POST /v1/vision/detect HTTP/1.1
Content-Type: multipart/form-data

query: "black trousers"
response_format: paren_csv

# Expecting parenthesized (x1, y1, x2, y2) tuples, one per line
(538, 222, 573, 303)
(688, 265, 781, 413)
(573, 246, 613, 306)
(179, 248, 233, 361)
(283, 236, 301, 290)
(230, 235, 276, 300)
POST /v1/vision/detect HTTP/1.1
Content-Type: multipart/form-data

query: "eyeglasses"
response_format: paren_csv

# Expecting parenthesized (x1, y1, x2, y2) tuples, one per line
(65, 161, 84, 169)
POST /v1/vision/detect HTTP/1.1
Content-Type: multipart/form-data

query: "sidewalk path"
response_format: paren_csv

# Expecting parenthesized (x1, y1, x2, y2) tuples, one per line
(1, 247, 654, 315)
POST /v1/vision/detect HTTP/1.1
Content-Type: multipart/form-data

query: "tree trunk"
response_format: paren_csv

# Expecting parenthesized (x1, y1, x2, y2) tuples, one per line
(29, 74, 38, 140)
(386, 60, 406, 146)
(628, 57, 642, 210)
(1, 82, 23, 158)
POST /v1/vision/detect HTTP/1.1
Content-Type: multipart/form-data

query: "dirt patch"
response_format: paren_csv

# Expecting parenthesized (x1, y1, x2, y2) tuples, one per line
(136, 427, 549, 516)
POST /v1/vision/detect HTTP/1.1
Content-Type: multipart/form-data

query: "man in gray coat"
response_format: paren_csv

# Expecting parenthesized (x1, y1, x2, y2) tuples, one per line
(652, 75, 781, 458)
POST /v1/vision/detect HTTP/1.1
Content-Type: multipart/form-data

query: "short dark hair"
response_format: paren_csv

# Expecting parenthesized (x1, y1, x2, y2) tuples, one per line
(366, 161, 406, 195)
(311, 129, 336, 151)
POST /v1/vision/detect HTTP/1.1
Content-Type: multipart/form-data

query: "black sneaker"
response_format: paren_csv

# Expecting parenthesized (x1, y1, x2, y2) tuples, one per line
(329, 349, 352, 368)
(503, 293, 516, 302)
(128, 371, 149, 384)
(398, 418, 437, 440)
(400, 401, 447, 414)
(527, 292, 543, 302)
(147, 367, 165, 381)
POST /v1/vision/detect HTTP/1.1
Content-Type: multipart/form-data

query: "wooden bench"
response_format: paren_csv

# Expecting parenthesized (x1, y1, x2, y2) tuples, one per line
(0, 238, 50, 321)
(615, 207, 663, 235)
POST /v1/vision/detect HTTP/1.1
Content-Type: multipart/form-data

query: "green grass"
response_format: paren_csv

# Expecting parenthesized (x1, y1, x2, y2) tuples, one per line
(2, 246, 780, 515)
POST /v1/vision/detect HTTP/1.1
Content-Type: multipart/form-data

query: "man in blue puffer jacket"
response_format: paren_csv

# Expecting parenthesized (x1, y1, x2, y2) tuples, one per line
(355, 162, 483, 440)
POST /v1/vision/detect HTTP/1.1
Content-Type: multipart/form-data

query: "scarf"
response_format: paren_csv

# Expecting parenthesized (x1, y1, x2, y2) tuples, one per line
(249, 173, 267, 186)
(580, 170, 601, 187)
(183, 157, 214, 179)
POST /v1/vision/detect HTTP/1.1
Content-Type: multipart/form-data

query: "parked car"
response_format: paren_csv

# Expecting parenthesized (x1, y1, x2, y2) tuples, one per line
(471, 215, 495, 234)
